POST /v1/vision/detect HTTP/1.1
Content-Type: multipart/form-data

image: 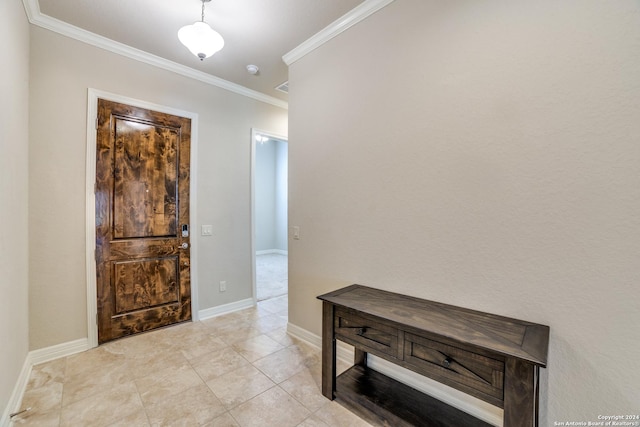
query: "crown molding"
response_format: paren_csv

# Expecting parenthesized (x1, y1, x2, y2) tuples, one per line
(283, 0, 395, 66)
(21, 0, 288, 110)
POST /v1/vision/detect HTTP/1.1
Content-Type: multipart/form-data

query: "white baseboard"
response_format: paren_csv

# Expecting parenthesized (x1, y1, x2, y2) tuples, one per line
(286, 323, 354, 362)
(198, 298, 255, 321)
(28, 338, 90, 366)
(286, 323, 321, 348)
(286, 323, 503, 427)
(256, 249, 288, 256)
(0, 357, 31, 427)
(1, 338, 90, 427)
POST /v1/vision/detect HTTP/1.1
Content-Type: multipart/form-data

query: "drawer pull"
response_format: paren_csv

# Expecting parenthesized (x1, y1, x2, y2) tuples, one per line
(442, 357, 452, 368)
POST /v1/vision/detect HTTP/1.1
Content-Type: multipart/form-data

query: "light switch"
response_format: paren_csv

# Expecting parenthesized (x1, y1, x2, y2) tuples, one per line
(293, 226, 300, 240)
(201, 225, 213, 236)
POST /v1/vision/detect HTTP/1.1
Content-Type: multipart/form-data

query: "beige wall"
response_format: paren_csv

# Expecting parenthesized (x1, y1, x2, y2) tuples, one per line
(0, 0, 30, 417)
(288, 0, 640, 423)
(28, 26, 287, 349)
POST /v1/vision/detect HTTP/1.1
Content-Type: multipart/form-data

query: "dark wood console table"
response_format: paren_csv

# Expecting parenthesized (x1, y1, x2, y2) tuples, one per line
(318, 285, 549, 427)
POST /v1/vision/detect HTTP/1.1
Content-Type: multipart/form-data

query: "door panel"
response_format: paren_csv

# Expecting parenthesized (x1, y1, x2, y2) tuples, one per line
(113, 118, 178, 238)
(96, 99, 192, 344)
(113, 257, 179, 314)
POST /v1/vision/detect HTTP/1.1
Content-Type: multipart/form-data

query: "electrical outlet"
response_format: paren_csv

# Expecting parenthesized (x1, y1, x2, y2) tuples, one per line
(219, 281, 227, 292)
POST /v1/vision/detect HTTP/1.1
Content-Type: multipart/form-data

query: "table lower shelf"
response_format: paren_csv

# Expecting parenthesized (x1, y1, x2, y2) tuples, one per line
(335, 365, 494, 427)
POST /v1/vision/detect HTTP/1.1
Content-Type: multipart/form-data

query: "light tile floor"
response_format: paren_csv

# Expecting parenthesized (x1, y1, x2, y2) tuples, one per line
(256, 254, 288, 301)
(13, 296, 373, 427)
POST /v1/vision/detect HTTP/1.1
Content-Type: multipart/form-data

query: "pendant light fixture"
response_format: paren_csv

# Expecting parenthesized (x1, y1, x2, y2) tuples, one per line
(178, 0, 224, 61)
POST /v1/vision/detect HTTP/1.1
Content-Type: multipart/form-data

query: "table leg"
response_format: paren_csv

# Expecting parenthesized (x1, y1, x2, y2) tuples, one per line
(504, 358, 538, 427)
(322, 302, 336, 400)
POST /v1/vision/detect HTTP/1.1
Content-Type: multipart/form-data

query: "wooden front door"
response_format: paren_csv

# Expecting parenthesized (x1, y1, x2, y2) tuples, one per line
(95, 99, 192, 344)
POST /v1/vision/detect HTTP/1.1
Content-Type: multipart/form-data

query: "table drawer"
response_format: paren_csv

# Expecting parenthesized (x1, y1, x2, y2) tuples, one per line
(404, 333, 505, 406)
(335, 307, 398, 358)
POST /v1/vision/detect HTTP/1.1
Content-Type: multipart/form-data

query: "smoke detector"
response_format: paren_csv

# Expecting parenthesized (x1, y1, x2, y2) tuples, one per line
(246, 64, 259, 75)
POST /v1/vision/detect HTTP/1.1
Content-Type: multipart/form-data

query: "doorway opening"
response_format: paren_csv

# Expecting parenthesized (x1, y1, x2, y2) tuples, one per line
(251, 130, 288, 302)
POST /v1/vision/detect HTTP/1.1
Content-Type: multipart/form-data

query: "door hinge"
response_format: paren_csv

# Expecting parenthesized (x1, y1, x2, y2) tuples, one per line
(96, 313, 98, 325)
(94, 249, 97, 260)
(95, 117, 99, 130)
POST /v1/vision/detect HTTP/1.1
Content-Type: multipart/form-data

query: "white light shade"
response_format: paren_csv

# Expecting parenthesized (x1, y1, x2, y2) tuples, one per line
(178, 21, 224, 60)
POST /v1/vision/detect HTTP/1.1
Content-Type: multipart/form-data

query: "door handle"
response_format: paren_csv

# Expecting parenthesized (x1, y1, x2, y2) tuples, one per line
(180, 243, 189, 249)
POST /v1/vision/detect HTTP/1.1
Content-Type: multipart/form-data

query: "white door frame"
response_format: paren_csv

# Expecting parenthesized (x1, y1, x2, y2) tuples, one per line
(85, 88, 199, 348)
(250, 128, 288, 303)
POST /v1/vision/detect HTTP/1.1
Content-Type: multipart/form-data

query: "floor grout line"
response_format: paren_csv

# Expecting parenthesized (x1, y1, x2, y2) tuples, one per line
(16, 294, 374, 427)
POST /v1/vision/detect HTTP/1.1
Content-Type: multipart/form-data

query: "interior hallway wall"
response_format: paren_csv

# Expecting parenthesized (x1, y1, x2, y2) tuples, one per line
(0, 0, 30, 418)
(255, 140, 278, 251)
(28, 26, 287, 350)
(255, 138, 288, 252)
(287, 0, 640, 423)
(274, 140, 288, 252)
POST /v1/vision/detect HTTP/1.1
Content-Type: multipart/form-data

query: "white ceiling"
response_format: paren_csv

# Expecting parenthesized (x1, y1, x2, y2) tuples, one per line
(32, 0, 366, 103)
